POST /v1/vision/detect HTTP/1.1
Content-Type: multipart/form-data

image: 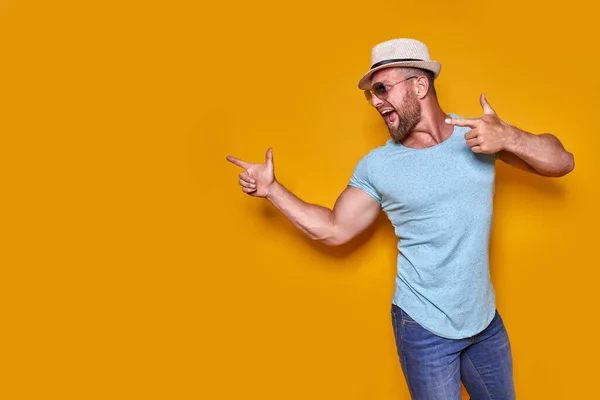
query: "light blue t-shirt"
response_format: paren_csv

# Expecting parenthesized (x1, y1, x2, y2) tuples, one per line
(349, 118, 497, 339)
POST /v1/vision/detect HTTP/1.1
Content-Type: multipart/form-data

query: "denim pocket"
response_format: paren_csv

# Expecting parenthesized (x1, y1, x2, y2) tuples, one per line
(400, 308, 421, 327)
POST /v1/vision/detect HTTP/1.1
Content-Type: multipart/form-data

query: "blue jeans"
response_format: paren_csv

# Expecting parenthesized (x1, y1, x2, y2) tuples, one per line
(391, 304, 515, 400)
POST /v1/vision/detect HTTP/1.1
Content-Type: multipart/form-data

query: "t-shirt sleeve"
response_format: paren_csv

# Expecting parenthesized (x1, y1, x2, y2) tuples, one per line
(348, 154, 382, 203)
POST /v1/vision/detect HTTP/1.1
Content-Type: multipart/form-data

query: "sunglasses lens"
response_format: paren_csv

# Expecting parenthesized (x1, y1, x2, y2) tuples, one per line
(373, 82, 387, 98)
(364, 83, 389, 102)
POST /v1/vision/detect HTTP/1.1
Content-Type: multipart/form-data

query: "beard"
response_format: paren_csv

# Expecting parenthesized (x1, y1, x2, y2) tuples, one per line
(388, 90, 421, 143)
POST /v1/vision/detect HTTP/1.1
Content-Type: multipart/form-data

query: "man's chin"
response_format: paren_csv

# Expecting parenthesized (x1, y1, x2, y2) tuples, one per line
(390, 127, 410, 143)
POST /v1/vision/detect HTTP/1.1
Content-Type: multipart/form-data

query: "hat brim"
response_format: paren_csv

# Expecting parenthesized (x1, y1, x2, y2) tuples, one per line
(357, 61, 441, 89)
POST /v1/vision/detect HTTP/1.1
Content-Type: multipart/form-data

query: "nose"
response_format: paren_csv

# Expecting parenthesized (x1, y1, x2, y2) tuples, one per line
(370, 93, 384, 108)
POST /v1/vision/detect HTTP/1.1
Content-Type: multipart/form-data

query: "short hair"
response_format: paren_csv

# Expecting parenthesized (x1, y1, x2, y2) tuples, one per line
(397, 67, 436, 96)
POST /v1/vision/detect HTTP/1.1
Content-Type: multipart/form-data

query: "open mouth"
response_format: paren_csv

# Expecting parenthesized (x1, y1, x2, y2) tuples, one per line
(381, 109, 398, 124)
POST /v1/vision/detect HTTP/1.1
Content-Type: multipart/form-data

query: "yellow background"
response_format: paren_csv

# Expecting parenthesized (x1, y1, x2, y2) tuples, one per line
(1, 0, 598, 398)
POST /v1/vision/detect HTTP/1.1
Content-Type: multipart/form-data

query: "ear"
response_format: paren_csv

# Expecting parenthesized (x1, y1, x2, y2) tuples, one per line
(414, 75, 429, 99)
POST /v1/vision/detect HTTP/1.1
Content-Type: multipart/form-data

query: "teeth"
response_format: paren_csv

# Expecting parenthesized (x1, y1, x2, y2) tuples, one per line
(381, 110, 393, 115)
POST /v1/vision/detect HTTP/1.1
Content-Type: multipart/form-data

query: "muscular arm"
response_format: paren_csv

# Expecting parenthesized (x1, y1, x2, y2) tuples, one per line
(226, 148, 381, 246)
(266, 182, 381, 246)
(498, 127, 574, 177)
(445, 94, 575, 177)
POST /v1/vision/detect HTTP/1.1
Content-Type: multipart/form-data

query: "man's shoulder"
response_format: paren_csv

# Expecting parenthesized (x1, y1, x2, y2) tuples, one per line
(356, 141, 392, 163)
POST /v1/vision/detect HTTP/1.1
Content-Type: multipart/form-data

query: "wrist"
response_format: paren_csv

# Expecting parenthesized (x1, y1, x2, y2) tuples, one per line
(265, 179, 281, 200)
(502, 125, 523, 153)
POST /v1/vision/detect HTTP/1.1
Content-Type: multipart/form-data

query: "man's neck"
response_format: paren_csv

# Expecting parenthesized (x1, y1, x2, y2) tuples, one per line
(400, 104, 454, 149)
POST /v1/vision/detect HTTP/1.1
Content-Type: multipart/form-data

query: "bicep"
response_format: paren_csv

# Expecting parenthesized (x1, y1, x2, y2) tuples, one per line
(329, 185, 381, 245)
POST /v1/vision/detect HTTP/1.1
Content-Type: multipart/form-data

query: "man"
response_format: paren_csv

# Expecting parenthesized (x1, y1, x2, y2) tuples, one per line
(226, 38, 574, 399)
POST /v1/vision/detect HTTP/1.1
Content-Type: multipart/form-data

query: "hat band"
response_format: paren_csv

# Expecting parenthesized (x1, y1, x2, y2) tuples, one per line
(370, 58, 423, 69)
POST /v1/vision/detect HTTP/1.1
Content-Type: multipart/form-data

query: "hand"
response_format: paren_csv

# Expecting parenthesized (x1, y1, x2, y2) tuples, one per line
(445, 93, 513, 154)
(226, 148, 275, 198)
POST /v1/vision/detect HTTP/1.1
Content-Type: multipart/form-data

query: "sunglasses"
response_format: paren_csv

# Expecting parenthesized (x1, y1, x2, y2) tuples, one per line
(364, 76, 417, 102)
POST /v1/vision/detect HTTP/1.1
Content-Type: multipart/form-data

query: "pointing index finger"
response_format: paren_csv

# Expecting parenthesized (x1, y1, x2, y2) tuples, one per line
(226, 155, 251, 169)
(445, 117, 479, 128)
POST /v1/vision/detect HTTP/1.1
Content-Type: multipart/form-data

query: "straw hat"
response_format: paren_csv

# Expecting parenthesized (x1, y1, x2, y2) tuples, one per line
(358, 38, 441, 89)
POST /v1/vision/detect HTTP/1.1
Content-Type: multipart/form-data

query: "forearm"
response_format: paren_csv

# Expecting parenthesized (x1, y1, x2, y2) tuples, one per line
(504, 127, 574, 177)
(266, 181, 337, 243)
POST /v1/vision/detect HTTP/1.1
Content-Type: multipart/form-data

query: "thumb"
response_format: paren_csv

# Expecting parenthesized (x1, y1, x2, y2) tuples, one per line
(265, 147, 273, 165)
(480, 93, 496, 115)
